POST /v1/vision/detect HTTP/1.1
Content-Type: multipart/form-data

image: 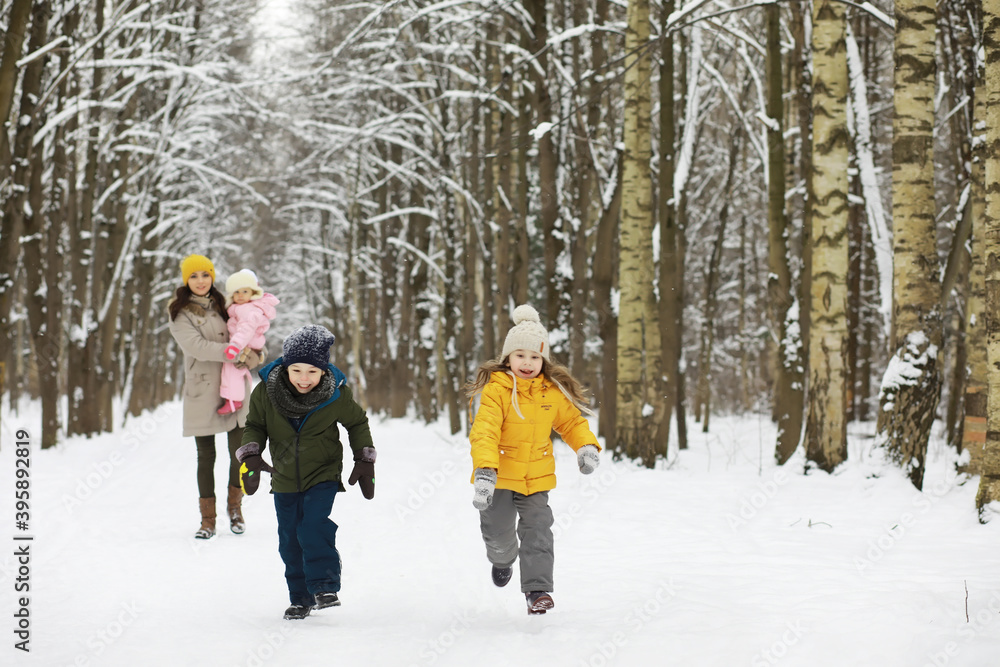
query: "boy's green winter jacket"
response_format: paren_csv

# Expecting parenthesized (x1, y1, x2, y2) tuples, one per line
(242, 359, 373, 494)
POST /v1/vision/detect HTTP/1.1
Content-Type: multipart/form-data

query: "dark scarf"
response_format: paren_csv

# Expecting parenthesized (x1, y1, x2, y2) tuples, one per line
(266, 364, 337, 421)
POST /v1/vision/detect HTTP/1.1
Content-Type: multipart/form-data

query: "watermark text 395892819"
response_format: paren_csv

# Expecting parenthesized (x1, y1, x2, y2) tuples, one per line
(13, 428, 32, 652)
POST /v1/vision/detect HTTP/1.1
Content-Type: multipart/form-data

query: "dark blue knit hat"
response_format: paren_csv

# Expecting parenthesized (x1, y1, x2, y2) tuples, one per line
(282, 325, 336, 369)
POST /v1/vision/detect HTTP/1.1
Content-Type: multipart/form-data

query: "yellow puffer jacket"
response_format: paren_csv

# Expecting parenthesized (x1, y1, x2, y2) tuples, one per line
(470, 371, 600, 495)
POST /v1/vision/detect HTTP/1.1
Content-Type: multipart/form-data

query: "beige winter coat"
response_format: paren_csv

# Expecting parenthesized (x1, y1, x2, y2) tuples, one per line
(168, 295, 249, 437)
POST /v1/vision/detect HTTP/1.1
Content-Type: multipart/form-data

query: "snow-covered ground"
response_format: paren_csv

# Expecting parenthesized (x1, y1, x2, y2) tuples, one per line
(2, 398, 1000, 667)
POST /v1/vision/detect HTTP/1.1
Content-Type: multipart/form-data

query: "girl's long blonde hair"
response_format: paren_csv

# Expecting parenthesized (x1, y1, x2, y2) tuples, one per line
(465, 354, 594, 415)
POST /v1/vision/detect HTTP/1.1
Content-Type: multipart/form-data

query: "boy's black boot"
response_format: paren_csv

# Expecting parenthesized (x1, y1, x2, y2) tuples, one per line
(491, 565, 513, 587)
(283, 604, 311, 620)
(315, 592, 341, 610)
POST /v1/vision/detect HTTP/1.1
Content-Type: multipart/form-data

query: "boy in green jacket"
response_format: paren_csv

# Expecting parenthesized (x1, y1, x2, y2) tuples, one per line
(236, 324, 376, 620)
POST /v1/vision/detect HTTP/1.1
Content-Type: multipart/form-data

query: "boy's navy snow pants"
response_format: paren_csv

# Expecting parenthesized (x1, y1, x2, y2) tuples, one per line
(274, 481, 341, 606)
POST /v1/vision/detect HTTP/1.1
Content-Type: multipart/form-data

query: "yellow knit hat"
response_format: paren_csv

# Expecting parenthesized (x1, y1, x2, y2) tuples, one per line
(179, 254, 215, 284)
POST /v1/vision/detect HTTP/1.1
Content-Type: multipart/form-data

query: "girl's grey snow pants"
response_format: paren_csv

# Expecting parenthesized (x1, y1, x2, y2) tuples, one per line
(479, 489, 555, 592)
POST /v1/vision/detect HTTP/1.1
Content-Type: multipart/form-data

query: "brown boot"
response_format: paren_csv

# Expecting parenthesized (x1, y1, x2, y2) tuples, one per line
(196, 497, 216, 539)
(227, 485, 245, 534)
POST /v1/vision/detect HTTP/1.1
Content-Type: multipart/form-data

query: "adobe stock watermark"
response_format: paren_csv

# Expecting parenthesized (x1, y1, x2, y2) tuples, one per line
(239, 624, 299, 667)
(394, 429, 468, 524)
(726, 469, 790, 531)
(408, 608, 478, 666)
(75, 601, 142, 663)
(553, 465, 620, 540)
(61, 403, 179, 515)
(578, 579, 676, 667)
(750, 619, 807, 666)
(395, 459, 464, 524)
(921, 589, 1000, 667)
(12, 428, 32, 653)
(854, 477, 954, 576)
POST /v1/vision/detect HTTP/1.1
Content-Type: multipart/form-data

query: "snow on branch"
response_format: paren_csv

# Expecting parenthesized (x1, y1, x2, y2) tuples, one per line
(845, 22, 892, 326)
(547, 22, 627, 48)
(701, 61, 767, 169)
(365, 207, 440, 226)
(673, 28, 703, 199)
(15, 36, 70, 69)
(386, 236, 448, 282)
(171, 158, 272, 205)
(668, 0, 893, 34)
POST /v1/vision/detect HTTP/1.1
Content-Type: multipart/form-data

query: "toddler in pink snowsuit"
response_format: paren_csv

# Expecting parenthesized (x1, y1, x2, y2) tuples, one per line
(218, 269, 279, 415)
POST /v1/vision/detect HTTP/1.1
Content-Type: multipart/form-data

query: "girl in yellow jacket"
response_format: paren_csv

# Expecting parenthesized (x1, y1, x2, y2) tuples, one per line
(467, 304, 601, 615)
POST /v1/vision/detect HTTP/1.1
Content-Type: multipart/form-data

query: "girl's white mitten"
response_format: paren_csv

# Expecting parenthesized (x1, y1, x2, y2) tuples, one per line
(577, 445, 600, 474)
(473, 468, 497, 510)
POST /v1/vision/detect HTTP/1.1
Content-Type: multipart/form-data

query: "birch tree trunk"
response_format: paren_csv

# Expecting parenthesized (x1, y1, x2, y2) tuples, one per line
(845, 19, 888, 423)
(694, 176, 735, 431)
(480, 27, 498, 361)
(963, 61, 988, 474)
(436, 122, 463, 435)
(68, 0, 107, 437)
(567, 0, 604, 380)
(347, 195, 368, 410)
(805, 0, 849, 471)
(94, 50, 143, 432)
(617, 0, 666, 464)
(125, 242, 158, 418)
(694, 128, 741, 429)
(411, 188, 435, 422)
(394, 209, 416, 418)
(937, 0, 978, 451)
(26, 0, 62, 449)
(658, 0, 678, 456)
(20, 0, 56, 448)
(512, 54, 530, 310)
(767, 2, 805, 464)
(593, 154, 621, 445)
(875, 0, 940, 489)
(523, 0, 562, 322)
(671, 28, 698, 452)
(491, 21, 513, 330)
(0, 0, 35, 367)
(0, 0, 32, 167)
(788, 0, 814, 379)
(738, 217, 752, 411)
(974, 0, 1000, 513)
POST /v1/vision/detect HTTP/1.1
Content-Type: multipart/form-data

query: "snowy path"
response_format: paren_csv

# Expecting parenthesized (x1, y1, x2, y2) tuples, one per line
(2, 403, 1000, 666)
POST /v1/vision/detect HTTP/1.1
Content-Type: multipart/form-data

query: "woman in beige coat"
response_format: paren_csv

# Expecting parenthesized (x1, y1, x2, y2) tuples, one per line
(168, 254, 263, 538)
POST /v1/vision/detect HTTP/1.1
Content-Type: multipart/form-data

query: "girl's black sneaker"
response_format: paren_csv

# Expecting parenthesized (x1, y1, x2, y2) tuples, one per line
(525, 591, 554, 615)
(491, 565, 513, 587)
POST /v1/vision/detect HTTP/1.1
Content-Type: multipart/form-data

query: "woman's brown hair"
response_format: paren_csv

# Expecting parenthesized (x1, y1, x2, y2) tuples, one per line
(167, 283, 228, 321)
(465, 354, 593, 414)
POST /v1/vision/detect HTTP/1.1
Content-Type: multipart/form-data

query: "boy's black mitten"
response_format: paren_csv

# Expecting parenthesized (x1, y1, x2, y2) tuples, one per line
(348, 447, 377, 500)
(235, 442, 273, 495)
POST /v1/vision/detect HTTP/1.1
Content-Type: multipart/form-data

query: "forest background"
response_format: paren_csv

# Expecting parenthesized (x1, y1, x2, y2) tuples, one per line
(2, 0, 1000, 508)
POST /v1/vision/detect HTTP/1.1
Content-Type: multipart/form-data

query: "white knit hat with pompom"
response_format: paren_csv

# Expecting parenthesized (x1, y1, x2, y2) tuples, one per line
(500, 304, 550, 361)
